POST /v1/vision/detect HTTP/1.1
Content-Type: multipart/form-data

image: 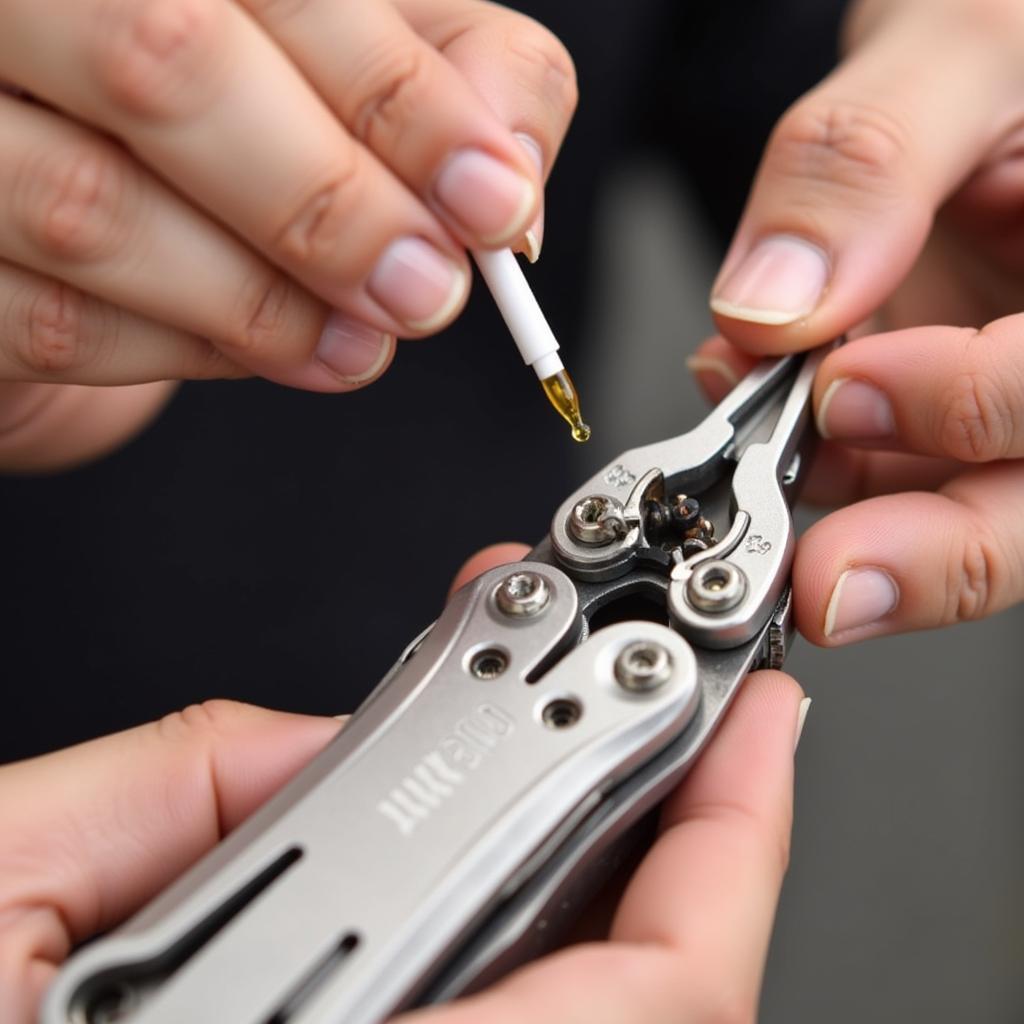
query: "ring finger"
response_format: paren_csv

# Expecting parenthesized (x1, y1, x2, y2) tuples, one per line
(0, 94, 400, 391)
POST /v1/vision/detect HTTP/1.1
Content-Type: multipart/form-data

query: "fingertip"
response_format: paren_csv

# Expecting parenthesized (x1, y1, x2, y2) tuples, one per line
(710, 234, 830, 329)
(367, 238, 471, 336)
(791, 497, 904, 647)
(732, 670, 806, 731)
(687, 336, 758, 403)
(308, 314, 397, 390)
(432, 147, 540, 249)
(512, 222, 543, 263)
(511, 133, 545, 262)
(710, 309, 827, 355)
(193, 702, 342, 831)
(449, 542, 532, 596)
(792, 517, 850, 646)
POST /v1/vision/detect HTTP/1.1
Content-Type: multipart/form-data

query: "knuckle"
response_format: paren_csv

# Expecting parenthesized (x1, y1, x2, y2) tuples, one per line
(157, 699, 243, 744)
(222, 268, 298, 356)
(188, 337, 244, 379)
(90, 0, 228, 120)
(273, 163, 363, 271)
(239, 0, 313, 22)
(943, 522, 999, 625)
(347, 42, 435, 146)
(769, 97, 913, 198)
(13, 281, 99, 376)
(505, 19, 578, 120)
(18, 140, 131, 262)
(938, 338, 1015, 462)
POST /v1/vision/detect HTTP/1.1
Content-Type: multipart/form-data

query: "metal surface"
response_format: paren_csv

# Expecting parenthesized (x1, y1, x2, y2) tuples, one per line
(43, 345, 829, 1024)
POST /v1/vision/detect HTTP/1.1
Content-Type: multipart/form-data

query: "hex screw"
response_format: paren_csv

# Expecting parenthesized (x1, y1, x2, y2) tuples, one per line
(568, 495, 626, 546)
(495, 571, 550, 618)
(614, 640, 673, 692)
(686, 560, 748, 614)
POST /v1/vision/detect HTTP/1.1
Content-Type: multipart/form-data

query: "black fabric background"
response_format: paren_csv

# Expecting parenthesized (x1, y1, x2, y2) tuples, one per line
(0, 0, 846, 762)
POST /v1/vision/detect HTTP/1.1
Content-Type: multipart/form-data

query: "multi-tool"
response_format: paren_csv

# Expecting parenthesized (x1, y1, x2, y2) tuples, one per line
(44, 344, 828, 1024)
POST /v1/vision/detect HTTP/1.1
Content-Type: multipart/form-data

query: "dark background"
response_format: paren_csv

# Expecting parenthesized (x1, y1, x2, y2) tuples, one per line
(3, 1, 1022, 1020)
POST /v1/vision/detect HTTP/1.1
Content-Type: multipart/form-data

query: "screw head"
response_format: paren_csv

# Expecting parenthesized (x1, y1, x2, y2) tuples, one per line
(686, 560, 748, 614)
(495, 571, 550, 618)
(614, 641, 673, 692)
(568, 495, 626, 546)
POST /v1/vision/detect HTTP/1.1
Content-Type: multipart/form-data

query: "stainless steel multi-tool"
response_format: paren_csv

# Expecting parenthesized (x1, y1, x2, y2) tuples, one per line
(43, 345, 828, 1024)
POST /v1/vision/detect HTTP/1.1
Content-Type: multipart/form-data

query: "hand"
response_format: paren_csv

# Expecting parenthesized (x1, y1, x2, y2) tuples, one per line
(692, 0, 1024, 645)
(2, 546, 806, 1024)
(0, 0, 576, 469)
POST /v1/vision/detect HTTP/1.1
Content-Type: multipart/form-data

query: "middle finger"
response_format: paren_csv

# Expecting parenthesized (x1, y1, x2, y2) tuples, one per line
(0, 0, 470, 338)
(237, 0, 542, 249)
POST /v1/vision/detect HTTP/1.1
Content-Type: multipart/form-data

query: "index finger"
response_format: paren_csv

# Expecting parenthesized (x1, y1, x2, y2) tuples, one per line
(710, 3, 1022, 354)
(396, 0, 578, 260)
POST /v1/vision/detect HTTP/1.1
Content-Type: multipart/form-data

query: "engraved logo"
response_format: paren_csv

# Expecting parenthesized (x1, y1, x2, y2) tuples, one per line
(604, 464, 636, 488)
(376, 703, 515, 836)
(745, 534, 772, 555)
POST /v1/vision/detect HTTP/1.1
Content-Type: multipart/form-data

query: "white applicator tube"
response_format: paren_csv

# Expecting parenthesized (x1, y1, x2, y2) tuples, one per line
(473, 249, 564, 380)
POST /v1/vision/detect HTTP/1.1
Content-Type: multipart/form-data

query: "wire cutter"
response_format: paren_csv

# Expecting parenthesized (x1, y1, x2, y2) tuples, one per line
(43, 343, 829, 1024)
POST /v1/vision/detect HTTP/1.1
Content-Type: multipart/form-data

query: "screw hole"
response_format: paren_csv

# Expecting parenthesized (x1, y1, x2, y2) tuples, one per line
(626, 649, 657, 670)
(470, 649, 508, 680)
(702, 569, 729, 592)
(542, 697, 582, 729)
(87, 983, 138, 1024)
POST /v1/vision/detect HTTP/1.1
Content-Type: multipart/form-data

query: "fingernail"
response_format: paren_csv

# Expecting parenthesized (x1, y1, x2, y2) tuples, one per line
(368, 237, 468, 332)
(434, 148, 536, 245)
(711, 235, 829, 325)
(314, 312, 393, 383)
(794, 696, 812, 753)
(817, 378, 895, 440)
(685, 355, 739, 389)
(824, 568, 900, 638)
(514, 133, 545, 262)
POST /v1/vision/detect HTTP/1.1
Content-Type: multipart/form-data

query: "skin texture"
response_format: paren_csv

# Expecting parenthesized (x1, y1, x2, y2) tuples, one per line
(0, 546, 805, 1024)
(701, 0, 1024, 648)
(0, 0, 576, 470)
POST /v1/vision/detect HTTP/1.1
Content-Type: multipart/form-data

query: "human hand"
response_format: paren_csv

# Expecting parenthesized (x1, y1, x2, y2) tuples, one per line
(691, 0, 1024, 645)
(3, 546, 806, 1024)
(0, 0, 575, 468)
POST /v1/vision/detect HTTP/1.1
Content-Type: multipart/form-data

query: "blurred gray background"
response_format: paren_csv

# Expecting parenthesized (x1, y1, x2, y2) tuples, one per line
(575, 159, 1024, 1023)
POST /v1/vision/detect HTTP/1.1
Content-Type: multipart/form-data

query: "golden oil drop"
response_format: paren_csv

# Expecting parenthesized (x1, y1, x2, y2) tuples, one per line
(541, 369, 591, 443)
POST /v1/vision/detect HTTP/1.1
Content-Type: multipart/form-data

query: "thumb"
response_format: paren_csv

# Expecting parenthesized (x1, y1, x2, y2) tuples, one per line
(0, 702, 339, 1014)
(709, 4, 1023, 353)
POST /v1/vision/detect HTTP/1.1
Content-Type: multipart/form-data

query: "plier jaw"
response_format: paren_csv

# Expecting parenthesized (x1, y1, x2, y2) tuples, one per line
(550, 345, 829, 649)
